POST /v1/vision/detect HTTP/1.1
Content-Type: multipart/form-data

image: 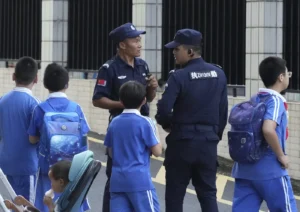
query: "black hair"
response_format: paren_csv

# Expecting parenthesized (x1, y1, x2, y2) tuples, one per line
(259, 56, 287, 88)
(44, 63, 69, 92)
(119, 81, 146, 109)
(183, 45, 202, 55)
(50, 160, 71, 184)
(14, 57, 38, 85)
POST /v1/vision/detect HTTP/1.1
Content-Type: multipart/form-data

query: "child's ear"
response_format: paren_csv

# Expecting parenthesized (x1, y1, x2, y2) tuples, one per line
(143, 97, 147, 104)
(12, 73, 16, 82)
(33, 75, 38, 84)
(59, 179, 65, 186)
(65, 83, 69, 89)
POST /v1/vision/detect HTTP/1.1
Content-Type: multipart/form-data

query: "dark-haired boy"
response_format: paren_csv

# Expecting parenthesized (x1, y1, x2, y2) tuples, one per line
(232, 56, 297, 211)
(0, 56, 40, 203)
(104, 80, 161, 212)
(27, 63, 90, 212)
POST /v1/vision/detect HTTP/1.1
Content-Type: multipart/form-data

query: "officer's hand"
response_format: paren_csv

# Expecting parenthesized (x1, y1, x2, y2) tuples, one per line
(278, 155, 289, 169)
(147, 75, 158, 89)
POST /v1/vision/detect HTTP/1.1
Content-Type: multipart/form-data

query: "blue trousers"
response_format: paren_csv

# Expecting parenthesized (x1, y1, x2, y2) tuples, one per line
(6, 175, 36, 203)
(233, 176, 298, 212)
(110, 189, 160, 212)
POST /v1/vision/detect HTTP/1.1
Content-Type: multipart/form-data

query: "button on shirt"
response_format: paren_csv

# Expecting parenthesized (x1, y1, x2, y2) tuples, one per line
(92, 56, 150, 116)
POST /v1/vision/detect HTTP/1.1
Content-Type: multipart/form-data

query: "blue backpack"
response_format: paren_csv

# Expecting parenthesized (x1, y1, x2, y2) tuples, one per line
(38, 101, 88, 174)
(227, 95, 271, 163)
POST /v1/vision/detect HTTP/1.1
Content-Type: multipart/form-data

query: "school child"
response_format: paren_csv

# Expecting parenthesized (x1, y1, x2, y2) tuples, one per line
(28, 63, 90, 212)
(104, 81, 162, 212)
(230, 57, 297, 211)
(0, 57, 40, 203)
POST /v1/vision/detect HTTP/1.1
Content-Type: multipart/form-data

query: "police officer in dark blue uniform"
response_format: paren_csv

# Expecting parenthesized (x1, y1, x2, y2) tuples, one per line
(155, 29, 228, 212)
(92, 22, 158, 212)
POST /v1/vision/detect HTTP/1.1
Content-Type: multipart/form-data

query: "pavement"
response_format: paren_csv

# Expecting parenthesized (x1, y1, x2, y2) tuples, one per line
(1, 132, 300, 212)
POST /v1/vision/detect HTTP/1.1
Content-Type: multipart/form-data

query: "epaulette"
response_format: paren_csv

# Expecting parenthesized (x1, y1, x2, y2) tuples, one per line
(101, 59, 115, 69)
(169, 69, 176, 74)
(211, 63, 223, 69)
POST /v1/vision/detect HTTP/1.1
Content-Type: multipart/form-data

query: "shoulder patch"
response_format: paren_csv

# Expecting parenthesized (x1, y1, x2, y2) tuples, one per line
(169, 69, 175, 74)
(189, 71, 218, 80)
(101, 59, 115, 69)
(211, 63, 223, 69)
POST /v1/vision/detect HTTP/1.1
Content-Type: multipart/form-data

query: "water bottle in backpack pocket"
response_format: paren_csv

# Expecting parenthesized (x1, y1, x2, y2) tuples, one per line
(38, 101, 88, 174)
(227, 95, 270, 163)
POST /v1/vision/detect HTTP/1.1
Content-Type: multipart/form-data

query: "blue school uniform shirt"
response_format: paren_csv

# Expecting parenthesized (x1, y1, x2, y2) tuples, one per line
(232, 88, 289, 180)
(0, 87, 40, 176)
(104, 109, 159, 192)
(27, 92, 90, 143)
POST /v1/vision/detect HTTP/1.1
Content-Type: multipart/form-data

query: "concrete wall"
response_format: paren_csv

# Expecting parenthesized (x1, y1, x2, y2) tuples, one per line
(1, 67, 300, 179)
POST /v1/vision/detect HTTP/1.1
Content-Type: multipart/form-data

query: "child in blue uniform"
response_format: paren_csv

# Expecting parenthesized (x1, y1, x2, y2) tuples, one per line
(28, 63, 90, 212)
(0, 57, 40, 203)
(232, 57, 297, 212)
(104, 81, 162, 212)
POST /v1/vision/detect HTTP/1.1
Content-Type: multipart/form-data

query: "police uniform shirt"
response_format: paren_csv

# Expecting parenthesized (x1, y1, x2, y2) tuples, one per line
(93, 55, 150, 116)
(156, 57, 228, 139)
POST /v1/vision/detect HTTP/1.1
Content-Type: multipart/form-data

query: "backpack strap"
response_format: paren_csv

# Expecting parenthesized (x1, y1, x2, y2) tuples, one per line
(250, 94, 258, 103)
(39, 100, 55, 113)
(39, 100, 78, 113)
(260, 94, 273, 104)
(65, 101, 78, 113)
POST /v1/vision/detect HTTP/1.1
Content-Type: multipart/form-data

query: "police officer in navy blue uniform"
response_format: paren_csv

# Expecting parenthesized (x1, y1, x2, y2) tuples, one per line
(92, 22, 158, 212)
(155, 29, 228, 212)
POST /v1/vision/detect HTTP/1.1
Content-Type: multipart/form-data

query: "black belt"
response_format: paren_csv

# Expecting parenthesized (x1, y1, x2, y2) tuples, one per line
(173, 124, 218, 133)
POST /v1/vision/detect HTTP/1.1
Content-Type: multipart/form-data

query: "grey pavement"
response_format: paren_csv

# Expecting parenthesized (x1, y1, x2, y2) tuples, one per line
(1, 137, 300, 212)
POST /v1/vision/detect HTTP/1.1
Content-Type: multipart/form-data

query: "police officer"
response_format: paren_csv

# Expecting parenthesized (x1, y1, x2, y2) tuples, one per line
(155, 29, 228, 212)
(92, 22, 158, 212)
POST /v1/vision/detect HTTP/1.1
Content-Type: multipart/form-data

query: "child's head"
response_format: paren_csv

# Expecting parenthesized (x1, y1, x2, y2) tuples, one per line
(48, 160, 71, 193)
(13, 57, 38, 86)
(259, 56, 291, 92)
(44, 63, 69, 92)
(119, 81, 146, 109)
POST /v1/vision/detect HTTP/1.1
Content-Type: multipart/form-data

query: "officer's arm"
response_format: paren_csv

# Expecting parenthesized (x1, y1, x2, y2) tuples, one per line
(146, 85, 156, 102)
(155, 74, 180, 128)
(144, 63, 157, 102)
(218, 83, 228, 140)
(93, 97, 123, 110)
(92, 66, 123, 110)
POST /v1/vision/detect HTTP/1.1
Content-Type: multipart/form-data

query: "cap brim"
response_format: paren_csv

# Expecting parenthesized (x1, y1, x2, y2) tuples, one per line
(164, 41, 180, 48)
(138, 30, 146, 35)
(127, 30, 146, 39)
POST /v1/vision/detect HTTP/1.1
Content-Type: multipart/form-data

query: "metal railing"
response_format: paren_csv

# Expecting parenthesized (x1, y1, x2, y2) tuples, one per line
(0, 0, 41, 61)
(67, 0, 133, 72)
(161, 0, 246, 85)
(283, 0, 300, 91)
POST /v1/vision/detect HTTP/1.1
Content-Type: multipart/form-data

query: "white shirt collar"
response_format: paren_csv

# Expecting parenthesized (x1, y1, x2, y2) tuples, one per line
(48, 92, 68, 99)
(13, 87, 33, 95)
(258, 88, 286, 102)
(122, 109, 141, 115)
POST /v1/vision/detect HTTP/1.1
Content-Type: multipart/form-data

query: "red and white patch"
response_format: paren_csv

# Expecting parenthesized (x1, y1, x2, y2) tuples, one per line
(97, 79, 106, 86)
